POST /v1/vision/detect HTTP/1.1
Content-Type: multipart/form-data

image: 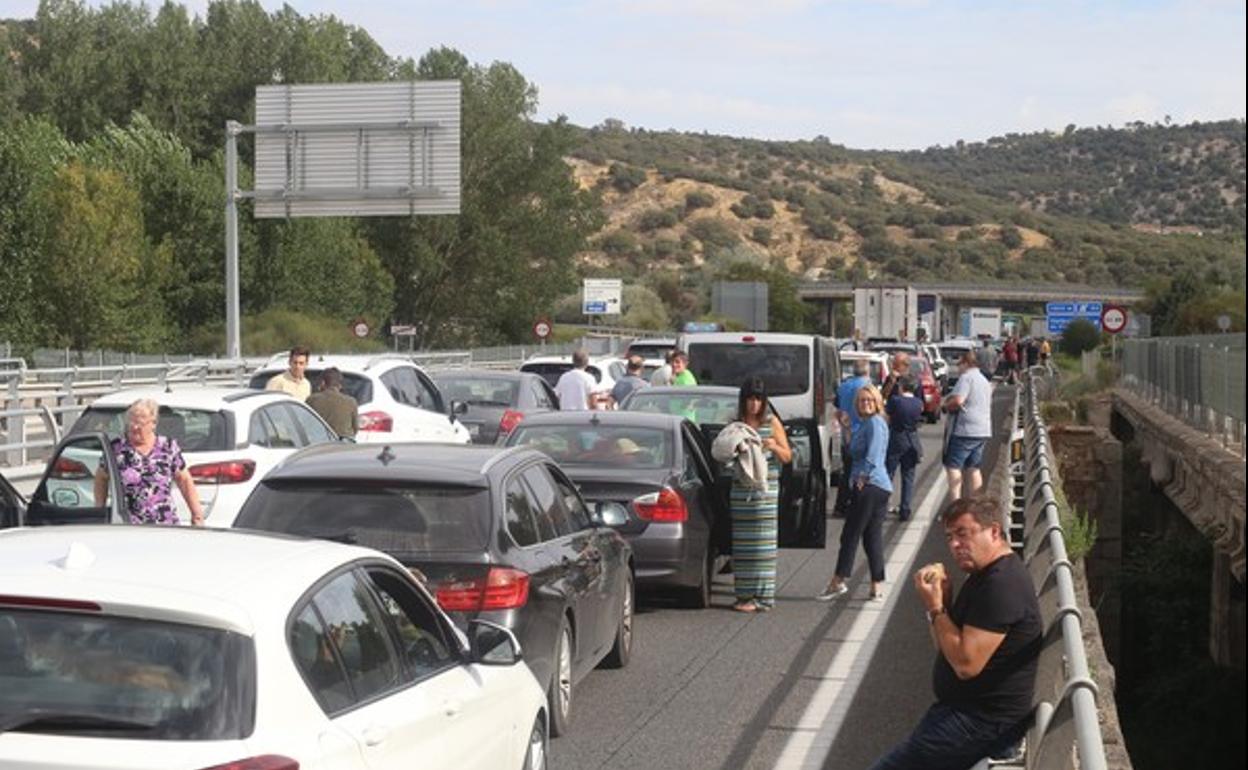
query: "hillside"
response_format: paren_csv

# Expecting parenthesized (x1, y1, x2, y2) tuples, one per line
(568, 121, 1246, 289)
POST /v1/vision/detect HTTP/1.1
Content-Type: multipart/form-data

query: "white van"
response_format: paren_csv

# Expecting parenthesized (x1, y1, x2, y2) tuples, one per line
(676, 332, 843, 549)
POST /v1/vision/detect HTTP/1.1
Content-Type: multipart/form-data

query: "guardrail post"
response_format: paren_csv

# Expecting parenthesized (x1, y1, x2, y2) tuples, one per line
(3, 377, 26, 467)
(56, 370, 80, 434)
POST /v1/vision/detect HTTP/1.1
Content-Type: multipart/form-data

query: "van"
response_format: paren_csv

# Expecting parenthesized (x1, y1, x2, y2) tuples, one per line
(676, 332, 843, 549)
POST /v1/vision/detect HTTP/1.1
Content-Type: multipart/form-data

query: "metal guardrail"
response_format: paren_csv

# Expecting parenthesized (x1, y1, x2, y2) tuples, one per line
(1120, 333, 1246, 453)
(986, 370, 1109, 770)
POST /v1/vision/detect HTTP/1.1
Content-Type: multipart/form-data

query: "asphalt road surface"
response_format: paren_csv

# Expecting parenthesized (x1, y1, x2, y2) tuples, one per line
(550, 387, 1015, 770)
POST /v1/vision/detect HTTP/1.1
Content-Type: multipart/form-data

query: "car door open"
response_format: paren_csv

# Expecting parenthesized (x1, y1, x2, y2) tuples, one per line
(25, 432, 124, 525)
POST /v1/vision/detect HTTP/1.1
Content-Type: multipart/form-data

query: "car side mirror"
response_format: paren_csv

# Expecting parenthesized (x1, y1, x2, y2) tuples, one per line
(450, 400, 469, 417)
(467, 620, 523, 666)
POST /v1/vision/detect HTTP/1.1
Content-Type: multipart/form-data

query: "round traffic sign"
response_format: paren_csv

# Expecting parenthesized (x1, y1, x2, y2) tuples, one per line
(351, 319, 370, 339)
(1101, 305, 1127, 334)
(1217, 314, 1232, 332)
(533, 318, 553, 340)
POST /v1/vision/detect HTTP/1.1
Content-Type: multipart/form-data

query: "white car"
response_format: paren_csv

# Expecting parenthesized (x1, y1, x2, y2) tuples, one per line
(0, 526, 548, 770)
(64, 387, 341, 527)
(518, 354, 618, 407)
(922, 343, 950, 390)
(837, 350, 890, 386)
(250, 354, 470, 444)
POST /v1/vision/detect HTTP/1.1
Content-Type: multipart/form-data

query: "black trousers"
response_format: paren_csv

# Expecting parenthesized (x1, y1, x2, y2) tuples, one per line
(834, 483, 889, 582)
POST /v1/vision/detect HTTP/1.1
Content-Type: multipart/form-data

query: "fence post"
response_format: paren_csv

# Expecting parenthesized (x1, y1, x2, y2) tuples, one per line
(3, 377, 26, 467)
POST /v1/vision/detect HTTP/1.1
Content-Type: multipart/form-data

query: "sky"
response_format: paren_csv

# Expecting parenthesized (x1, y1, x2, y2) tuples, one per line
(2, 0, 1245, 149)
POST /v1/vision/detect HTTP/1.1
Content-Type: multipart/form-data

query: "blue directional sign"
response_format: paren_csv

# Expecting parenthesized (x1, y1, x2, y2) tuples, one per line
(584, 301, 608, 314)
(1046, 302, 1103, 335)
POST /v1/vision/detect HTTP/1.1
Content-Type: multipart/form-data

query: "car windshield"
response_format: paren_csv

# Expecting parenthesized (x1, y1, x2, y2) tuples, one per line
(236, 482, 492, 554)
(686, 343, 810, 396)
(0, 609, 253, 740)
(432, 377, 519, 407)
(939, 346, 973, 362)
(69, 407, 228, 452)
(622, 391, 738, 426)
(627, 344, 673, 360)
(248, 369, 374, 405)
(509, 425, 673, 469)
(840, 360, 885, 385)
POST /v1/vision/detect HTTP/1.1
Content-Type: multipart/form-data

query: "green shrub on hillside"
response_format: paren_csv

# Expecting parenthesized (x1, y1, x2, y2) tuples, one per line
(750, 226, 772, 246)
(601, 229, 640, 255)
(637, 208, 680, 231)
(912, 223, 943, 239)
(684, 190, 716, 211)
(731, 194, 776, 220)
(686, 217, 738, 248)
(999, 224, 1024, 248)
(608, 162, 647, 192)
(1059, 318, 1101, 355)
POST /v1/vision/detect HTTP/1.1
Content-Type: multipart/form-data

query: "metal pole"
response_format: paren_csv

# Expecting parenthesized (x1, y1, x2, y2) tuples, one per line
(224, 121, 242, 361)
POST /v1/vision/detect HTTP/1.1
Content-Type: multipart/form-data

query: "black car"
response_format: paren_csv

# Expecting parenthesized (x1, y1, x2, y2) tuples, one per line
(506, 411, 727, 608)
(430, 369, 560, 445)
(232, 442, 633, 738)
(619, 385, 828, 550)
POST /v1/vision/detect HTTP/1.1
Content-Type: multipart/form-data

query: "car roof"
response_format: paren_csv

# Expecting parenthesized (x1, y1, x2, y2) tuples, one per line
(839, 351, 889, 362)
(682, 332, 815, 345)
(259, 354, 425, 374)
(628, 338, 677, 346)
(522, 354, 621, 365)
(87, 386, 291, 410)
(429, 369, 529, 382)
(261, 441, 535, 485)
(627, 385, 739, 398)
(0, 526, 387, 634)
(512, 410, 687, 431)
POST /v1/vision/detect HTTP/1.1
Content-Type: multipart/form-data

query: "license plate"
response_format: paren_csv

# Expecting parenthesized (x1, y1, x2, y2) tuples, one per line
(467, 424, 481, 437)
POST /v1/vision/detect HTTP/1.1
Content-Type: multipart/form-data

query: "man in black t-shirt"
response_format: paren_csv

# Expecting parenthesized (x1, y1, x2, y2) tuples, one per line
(870, 497, 1041, 770)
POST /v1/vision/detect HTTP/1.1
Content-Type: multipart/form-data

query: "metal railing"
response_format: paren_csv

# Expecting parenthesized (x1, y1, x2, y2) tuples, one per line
(1120, 333, 1246, 453)
(985, 370, 1109, 770)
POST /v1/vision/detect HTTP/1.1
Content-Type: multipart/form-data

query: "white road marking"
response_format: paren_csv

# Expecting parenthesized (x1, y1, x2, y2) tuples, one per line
(773, 473, 949, 770)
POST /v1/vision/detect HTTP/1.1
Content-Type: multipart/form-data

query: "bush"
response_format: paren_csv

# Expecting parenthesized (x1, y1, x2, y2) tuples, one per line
(600, 229, 640, 255)
(750, 226, 772, 246)
(686, 217, 738, 248)
(912, 223, 943, 239)
(1061, 507, 1099, 562)
(999, 225, 1024, 249)
(185, 308, 386, 356)
(730, 194, 775, 220)
(684, 190, 716, 211)
(1059, 318, 1101, 355)
(636, 208, 679, 231)
(608, 162, 647, 192)
(806, 217, 842, 241)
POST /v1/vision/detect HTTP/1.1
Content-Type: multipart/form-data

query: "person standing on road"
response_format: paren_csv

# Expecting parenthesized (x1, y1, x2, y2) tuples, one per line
(818, 383, 891, 602)
(885, 375, 923, 521)
(729, 376, 791, 613)
(649, 349, 675, 386)
(610, 355, 649, 407)
(93, 398, 204, 527)
(670, 351, 698, 386)
(1003, 337, 1020, 384)
(1025, 337, 1040, 369)
(869, 496, 1041, 770)
(1039, 337, 1052, 367)
(833, 359, 872, 517)
(882, 351, 911, 400)
(943, 351, 993, 504)
(266, 346, 312, 401)
(306, 367, 358, 438)
(555, 349, 599, 411)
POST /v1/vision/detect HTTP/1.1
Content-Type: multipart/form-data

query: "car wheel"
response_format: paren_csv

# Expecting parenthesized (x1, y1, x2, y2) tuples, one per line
(522, 714, 547, 770)
(547, 620, 573, 737)
(680, 545, 714, 609)
(601, 570, 634, 667)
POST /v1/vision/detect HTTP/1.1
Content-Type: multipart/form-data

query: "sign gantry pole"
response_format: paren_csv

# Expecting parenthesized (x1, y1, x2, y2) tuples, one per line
(224, 120, 242, 360)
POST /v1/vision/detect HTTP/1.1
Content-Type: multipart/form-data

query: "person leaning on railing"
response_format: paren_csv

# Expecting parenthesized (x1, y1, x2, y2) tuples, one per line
(868, 496, 1042, 770)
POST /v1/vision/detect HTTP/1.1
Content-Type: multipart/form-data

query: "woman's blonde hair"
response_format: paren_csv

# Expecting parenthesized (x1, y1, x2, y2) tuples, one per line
(854, 384, 884, 417)
(126, 398, 159, 424)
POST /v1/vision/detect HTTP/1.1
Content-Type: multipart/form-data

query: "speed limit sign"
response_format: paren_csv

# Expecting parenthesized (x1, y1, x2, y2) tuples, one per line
(1101, 305, 1127, 335)
(533, 318, 553, 340)
(351, 319, 370, 339)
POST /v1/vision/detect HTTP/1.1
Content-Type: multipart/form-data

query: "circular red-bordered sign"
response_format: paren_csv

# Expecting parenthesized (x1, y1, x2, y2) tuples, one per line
(533, 318, 553, 340)
(351, 319, 371, 339)
(1101, 305, 1127, 334)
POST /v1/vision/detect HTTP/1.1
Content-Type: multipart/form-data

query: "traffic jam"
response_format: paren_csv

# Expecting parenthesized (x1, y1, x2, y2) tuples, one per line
(0, 331, 979, 770)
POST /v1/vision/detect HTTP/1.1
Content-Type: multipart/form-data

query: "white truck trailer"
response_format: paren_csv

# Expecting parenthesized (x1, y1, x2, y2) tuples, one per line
(853, 286, 918, 341)
(959, 307, 1003, 339)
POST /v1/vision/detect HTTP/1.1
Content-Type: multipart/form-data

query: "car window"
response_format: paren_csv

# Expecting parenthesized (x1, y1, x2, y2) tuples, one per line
(1, 607, 254, 739)
(509, 424, 673, 469)
(521, 465, 573, 538)
(286, 403, 337, 444)
(69, 406, 228, 452)
(306, 571, 403, 706)
(549, 468, 592, 531)
(681, 425, 711, 484)
(687, 342, 811, 397)
(413, 370, 444, 413)
(530, 380, 553, 409)
(290, 603, 354, 714)
(253, 405, 300, 448)
(364, 568, 456, 680)
(383, 367, 438, 411)
(247, 410, 272, 447)
(504, 477, 541, 547)
(434, 376, 519, 407)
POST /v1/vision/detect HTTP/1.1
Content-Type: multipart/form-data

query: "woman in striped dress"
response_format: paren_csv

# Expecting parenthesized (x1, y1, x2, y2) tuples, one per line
(731, 376, 792, 613)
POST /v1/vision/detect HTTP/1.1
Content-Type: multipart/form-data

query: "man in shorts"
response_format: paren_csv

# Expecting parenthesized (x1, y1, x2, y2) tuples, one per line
(943, 350, 993, 503)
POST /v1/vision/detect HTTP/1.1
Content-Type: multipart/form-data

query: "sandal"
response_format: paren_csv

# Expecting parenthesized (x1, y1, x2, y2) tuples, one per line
(732, 601, 758, 613)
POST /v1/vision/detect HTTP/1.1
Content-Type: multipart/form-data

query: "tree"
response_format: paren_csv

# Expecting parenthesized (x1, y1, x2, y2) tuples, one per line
(717, 261, 814, 333)
(1058, 318, 1100, 356)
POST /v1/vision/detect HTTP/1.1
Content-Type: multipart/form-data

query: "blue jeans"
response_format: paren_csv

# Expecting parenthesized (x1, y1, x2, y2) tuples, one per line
(834, 483, 888, 582)
(886, 432, 922, 519)
(869, 702, 1027, 770)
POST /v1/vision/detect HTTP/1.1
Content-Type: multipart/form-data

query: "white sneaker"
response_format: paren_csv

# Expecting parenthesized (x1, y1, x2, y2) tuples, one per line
(816, 583, 849, 601)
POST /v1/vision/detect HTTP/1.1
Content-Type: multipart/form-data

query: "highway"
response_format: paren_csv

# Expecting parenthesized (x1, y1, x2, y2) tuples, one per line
(550, 389, 1012, 770)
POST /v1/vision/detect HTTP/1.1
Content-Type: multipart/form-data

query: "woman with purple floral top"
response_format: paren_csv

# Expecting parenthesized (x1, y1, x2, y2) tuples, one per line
(93, 398, 205, 526)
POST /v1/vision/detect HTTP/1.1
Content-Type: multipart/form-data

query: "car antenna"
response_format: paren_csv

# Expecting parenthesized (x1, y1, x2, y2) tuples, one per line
(589, 412, 601, 426)
(377, 445, 396, 466)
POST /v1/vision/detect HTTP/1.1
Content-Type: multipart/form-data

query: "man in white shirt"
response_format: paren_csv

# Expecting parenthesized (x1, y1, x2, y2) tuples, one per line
(555, 349, 598, 411)
(266, 346, 311, 402)
(942, 351, 994, 503)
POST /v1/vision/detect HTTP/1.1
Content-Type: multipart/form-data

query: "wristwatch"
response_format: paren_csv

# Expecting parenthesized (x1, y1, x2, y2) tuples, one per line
(926, 607, 946, 624)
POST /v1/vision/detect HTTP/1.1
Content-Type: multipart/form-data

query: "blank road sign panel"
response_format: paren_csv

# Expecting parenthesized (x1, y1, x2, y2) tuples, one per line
(254, 81, 461, 218)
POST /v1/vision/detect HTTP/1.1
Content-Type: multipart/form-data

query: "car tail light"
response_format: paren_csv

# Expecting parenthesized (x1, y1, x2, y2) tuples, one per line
(188, 460, 256, 484)
(436, 567, 530, 611)
(197, 757, 299, 770)
(359, 411, 393, 432)
(633, 487, 688, 523)
(814, 376, 825, 419)
(499, 409, 525, 435)
(49, 457, 92, 480)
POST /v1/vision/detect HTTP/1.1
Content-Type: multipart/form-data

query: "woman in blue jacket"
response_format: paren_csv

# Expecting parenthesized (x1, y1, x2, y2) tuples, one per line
(817, 383, 893, 601)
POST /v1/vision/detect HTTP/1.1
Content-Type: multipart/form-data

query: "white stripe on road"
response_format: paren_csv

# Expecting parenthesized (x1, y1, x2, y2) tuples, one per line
(773, 473, 949, 770)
